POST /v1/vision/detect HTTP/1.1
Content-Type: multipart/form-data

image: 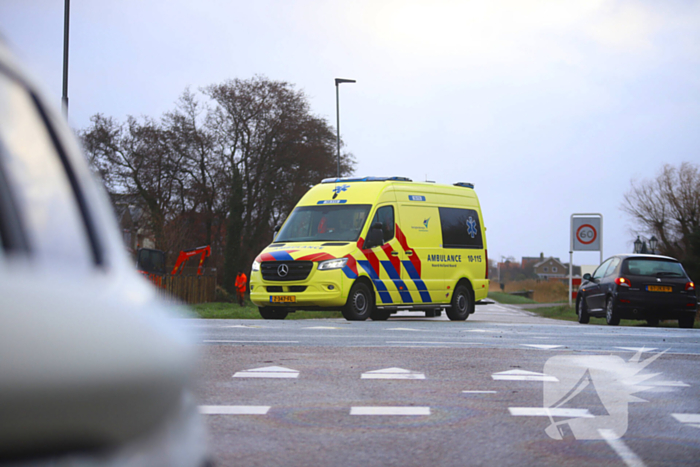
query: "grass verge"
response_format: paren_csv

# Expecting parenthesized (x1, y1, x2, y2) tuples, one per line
(528, 305, 700, 328)
(190, 301, 343, 320)
(487, 291, 537, 305)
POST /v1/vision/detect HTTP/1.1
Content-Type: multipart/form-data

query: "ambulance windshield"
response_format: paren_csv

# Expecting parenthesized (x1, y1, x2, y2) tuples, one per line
(275, 204, 371, 242)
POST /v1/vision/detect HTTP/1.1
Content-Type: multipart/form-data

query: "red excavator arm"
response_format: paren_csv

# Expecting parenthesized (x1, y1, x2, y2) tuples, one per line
(170, 245, 211, 275)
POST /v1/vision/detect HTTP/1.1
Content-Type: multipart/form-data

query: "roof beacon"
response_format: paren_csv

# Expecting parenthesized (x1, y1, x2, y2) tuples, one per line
(454, 182, 475, 189)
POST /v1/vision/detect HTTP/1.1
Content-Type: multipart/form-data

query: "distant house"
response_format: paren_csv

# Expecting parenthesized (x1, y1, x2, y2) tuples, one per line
(111, 194, 156, 254)
(533, 257, 568, 280)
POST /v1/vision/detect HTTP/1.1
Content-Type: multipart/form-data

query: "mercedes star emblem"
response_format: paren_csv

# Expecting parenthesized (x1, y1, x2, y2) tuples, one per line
(277, 264, 289, 277)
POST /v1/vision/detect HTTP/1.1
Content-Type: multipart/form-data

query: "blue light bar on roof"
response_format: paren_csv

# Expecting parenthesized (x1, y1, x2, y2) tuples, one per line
(321, 176, 413, 184)
(453, 182, 475, 189)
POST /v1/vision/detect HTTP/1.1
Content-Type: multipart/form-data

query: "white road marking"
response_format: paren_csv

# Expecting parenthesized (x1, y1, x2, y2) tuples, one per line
(492, 369, 558, 382)
(647, 380, 689, 387)
(598, 429, 647, 467)
(672, 413, 700, 428)
(233, 365, 300, 379)
(362, 367, 425, 380)
(199, 405, 270, 415)
(521, 344, 564, 350)
(304, 326, 342, 329)
(616, 347, 658, 353)
(386, 341, 481, 345)
(350, 406, 431, 416)
(205, 340, 299, 344)
(509, 407, 593, 418)
(387, 328, 425, 331)
(462, 390, 497, 394)
(463, 329, 489, 333)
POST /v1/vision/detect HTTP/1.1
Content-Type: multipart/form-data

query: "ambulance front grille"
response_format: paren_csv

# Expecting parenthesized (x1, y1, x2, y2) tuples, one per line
(261, 261, 313, 282)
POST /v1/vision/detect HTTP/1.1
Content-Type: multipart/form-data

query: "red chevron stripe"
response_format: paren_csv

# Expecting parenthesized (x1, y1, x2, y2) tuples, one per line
(358, 236, 380, 276)
(396, 225, 421, 276)
(381, 243, 401, 276)
(296, 252, 336, 262)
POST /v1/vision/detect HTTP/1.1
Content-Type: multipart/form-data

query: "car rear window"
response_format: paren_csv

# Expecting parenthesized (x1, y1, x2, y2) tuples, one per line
(622, 258, 686, 278)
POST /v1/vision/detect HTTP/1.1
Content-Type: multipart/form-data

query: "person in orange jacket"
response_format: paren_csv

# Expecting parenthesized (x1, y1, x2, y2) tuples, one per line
(235, 270, 247, 306)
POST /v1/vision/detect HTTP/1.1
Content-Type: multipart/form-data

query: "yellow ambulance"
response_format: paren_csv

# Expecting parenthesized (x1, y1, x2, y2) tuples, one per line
(249, 176, 489, 321)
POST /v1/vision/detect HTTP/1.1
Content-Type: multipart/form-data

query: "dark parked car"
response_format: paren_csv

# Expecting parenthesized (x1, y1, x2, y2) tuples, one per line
(576, 254, 697, 328)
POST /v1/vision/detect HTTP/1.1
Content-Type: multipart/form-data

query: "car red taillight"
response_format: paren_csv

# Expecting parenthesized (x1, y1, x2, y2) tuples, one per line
(615, 277, 631, 287)
(686, 281, 695, 291)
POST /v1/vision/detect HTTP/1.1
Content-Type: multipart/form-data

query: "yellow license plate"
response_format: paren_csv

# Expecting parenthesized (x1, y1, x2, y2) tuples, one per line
(647, 285, 672, 292)
(270, 295, 296, 303)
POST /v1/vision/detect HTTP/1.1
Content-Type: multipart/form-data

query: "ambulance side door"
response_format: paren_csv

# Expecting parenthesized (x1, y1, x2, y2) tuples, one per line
(358, 204, 407, 305)
(396, 203, 446, 304)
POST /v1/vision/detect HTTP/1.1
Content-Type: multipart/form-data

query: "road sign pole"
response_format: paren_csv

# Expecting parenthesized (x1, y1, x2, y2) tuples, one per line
(569, 213, 603, 309)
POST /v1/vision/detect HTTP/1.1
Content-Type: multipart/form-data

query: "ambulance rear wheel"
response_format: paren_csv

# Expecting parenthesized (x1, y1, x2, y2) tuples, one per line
(258, 307, 288, 320)
(447, 285, 473, 321)
(342, 282, 373, 321)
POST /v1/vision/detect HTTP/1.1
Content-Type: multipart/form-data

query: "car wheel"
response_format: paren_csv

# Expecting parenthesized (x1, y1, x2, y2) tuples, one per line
(605, 297, 620, 325)
(577, 297, 590, 324)
(679, 314, 695, 329)
(370, 308, 391, 321)
(447, 285, 473, 321)
(258, 307, 288, 320)
(646, 318, 659, 327)
(342, 282, 373, 321)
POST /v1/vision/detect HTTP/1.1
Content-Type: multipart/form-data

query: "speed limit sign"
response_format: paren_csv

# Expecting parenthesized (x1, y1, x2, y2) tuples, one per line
(572, 217, 601, 251)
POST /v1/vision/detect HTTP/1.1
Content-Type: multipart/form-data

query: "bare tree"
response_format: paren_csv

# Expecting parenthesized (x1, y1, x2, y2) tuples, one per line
(622, 162, 700, 279)
(82, 114, 185, 251)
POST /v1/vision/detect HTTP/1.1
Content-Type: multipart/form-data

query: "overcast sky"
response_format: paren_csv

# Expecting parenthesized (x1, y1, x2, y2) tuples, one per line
(2, 0, 699, 267)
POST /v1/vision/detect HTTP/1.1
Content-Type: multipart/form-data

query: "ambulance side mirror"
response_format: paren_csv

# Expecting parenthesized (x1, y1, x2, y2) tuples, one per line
(364, 222, 384, 249)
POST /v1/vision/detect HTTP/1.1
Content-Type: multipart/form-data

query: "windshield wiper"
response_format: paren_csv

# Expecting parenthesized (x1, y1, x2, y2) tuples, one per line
(656, 271, 682, 277)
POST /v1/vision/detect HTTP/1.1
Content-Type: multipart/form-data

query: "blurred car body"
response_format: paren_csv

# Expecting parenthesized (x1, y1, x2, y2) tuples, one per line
(0, 40, 208, 465)
(576, 254, 697, 328)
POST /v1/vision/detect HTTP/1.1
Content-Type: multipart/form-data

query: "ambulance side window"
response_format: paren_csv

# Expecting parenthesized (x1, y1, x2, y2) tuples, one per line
(370, 206, 395, 243)
(439, 207, 483, 249)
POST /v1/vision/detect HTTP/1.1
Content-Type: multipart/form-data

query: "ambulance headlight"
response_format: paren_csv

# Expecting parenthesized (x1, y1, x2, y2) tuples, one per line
(318, 258, 348, 271)
(251, 260, 260, 272)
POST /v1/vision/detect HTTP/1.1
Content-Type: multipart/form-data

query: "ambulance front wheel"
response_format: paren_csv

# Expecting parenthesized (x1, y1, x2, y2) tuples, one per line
(258, 307, 289, 320)
(447, 285, 473, 321)
(342, 282, 374, 321)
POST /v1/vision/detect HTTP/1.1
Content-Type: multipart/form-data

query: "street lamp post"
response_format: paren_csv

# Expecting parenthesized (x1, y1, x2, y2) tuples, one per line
(335, 78, 356, 178)
(649, 235, 658, 254)
(62, 0, 70, 117)
(634, 236, 643, 254)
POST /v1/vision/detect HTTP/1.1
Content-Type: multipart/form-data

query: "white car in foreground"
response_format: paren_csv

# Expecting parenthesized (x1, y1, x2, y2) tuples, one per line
(0, 39, 209, 466)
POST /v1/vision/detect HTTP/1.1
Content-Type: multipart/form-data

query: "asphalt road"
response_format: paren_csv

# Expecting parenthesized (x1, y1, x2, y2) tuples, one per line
(191, 303, 700, 467)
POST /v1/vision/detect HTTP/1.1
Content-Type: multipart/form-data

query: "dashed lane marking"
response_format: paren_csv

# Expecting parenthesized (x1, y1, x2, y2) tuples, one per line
(509, 407, 593, 418)
(386, 341, 482, 345)
(521, 344, 565, 350)
(233, 366, 299, 378)
(350, 406, 431, 416)
(204, 340, 299, 344)
(615, 347, 658, 352)
(362, 367, 425, 380)
(199, 405, 270, 415)
(492, 369, 558, 382)
(672, 413, 700, 428)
